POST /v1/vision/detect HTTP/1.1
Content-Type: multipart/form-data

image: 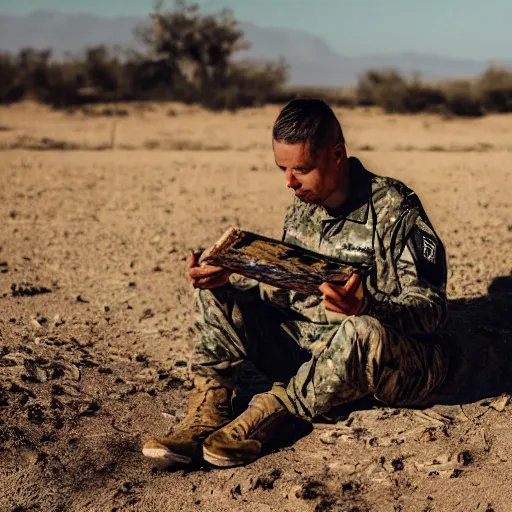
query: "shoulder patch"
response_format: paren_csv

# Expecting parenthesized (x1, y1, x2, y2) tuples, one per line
(422, 236, 437, 264)
(408, 224, 446, 288)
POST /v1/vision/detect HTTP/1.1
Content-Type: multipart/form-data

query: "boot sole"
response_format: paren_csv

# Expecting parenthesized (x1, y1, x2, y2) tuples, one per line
(202, 446, 251, 468)
(142, 446, 193, 467)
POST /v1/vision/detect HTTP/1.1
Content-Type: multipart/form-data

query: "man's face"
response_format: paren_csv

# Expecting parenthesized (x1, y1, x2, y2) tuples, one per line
(272, 140, 347, 206)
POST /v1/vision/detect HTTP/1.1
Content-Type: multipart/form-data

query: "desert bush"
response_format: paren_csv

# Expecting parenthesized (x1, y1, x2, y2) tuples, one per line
(0, 53, 25, 103)
(356, 70, 445, 114)
(443, 80, 483, 117)
(477, 67, 512, 113)
(356, 69, 407, 109)
(136, 1, 288, 109)
(201, 59, 289, 110)
(0, 1, 287, 110)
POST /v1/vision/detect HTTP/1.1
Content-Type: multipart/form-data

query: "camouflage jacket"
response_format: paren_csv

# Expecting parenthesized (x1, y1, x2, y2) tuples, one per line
(231, 157, 447, 336)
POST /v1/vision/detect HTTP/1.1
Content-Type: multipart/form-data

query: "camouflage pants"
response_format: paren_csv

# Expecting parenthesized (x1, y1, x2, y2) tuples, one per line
(193, 286, 448, 421)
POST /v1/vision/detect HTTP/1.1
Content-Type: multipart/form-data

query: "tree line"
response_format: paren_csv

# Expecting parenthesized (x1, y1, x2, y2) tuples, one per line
(1, 1, 511, 116)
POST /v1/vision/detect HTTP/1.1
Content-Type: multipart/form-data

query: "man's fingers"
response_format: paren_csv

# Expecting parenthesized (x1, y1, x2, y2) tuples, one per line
(321, 284, 351, 313)
(344, 273, 361, 293)
(323, 295, 348, 314)
(193, 274, 229, 289)
(188, 250, 202, 269)
(320, 283, 344, 303)
(319, 282, 338, 297)
(189, 265, 225, 279)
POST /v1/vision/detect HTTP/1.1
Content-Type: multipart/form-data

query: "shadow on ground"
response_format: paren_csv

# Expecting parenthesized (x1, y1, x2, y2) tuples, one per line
(434, 274, 512, 404)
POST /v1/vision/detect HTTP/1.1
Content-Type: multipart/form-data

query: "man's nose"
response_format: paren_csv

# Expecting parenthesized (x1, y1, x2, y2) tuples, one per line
(285, 169, 300, 189)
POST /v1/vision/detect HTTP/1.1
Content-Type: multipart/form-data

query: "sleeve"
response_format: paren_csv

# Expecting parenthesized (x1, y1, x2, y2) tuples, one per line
(367, 207, 448, 336)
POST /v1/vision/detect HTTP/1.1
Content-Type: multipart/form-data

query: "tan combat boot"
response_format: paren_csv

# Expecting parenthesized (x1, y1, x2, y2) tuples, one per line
(202, 392, 289, 467)
(142, 376, 233, 468)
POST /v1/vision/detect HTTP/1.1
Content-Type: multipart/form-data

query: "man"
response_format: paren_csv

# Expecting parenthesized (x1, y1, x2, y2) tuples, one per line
(142, 99, 448, 469)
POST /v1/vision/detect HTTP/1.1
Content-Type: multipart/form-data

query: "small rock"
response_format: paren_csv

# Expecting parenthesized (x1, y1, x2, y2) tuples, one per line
(319, 432, 336, 445)
(295, 481, 325, 500)
(421, 429, 437, 442)
(53, 314, 63, 326)
(327, 462, 357, 475)
(51, 397, 64, 410)
(80, 401, 101, 416)
(490, 394, 510, 412)
(30, 319, 42, 332)
(139, 308, 154, 322)
(68, 364, 81, 381)
(457, 450, 473, 466)
(391, 457, 404, 471)
(250, 469, 282, 490)
(76, 295, 89, 303)
(52, 384, 80, 397)
(135, 368, 158, 383)
(24, 360, 48, 383)
(33, 366, 48, 383)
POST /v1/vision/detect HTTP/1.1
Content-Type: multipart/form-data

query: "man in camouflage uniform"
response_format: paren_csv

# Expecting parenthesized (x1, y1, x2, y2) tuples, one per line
(143, 99, 448, 469)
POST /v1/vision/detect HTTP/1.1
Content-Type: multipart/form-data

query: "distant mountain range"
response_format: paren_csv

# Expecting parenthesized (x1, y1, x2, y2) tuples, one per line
(0, 9, 509, 86)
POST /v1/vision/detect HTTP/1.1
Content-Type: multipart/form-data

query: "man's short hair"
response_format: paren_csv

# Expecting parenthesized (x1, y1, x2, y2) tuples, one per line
(272, 98, 345, 155)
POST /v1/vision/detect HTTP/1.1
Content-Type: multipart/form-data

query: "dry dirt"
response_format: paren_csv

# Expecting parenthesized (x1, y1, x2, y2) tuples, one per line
(1, 102, 511, 512)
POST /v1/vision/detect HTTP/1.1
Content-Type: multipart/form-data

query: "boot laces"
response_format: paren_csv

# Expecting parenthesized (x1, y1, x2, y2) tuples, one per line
(228, 395, 279, 441)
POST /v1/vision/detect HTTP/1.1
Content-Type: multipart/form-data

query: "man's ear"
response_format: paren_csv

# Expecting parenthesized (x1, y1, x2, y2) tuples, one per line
(333, 142, 347, 161)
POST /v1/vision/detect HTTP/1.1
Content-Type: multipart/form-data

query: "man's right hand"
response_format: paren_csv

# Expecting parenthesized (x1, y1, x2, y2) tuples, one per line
(188, 250, 231, 289)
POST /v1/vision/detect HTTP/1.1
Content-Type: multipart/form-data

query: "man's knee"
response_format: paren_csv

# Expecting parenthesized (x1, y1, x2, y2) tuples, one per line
(195, 286, 237, 322)
(331, 315, 386, 360)
(312, 315, 386, 395)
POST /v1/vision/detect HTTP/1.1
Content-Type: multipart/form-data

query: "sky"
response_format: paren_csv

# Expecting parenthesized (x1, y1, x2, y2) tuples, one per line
(1, 0, 511, 60)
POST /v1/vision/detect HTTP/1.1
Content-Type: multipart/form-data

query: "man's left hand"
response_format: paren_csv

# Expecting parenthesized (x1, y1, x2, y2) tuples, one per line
(319, 273, 367, 316)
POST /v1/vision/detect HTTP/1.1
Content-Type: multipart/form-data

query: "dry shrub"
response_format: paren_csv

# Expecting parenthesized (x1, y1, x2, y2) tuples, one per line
(442, 80, 483, 117)
(477, 67, 512, 113)
(2, 135, 110, 151)
(356, 70, 445, 114)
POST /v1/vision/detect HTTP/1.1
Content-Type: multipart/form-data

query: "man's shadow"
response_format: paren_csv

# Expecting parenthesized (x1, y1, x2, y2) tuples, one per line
(327, 274, 512, 419)
(433, 274, 512, 405)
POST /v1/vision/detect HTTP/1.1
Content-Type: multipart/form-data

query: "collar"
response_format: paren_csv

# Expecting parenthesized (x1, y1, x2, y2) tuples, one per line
(315, 157, 373, 224)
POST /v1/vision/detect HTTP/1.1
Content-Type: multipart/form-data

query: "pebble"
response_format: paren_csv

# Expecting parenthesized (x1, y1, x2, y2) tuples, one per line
(68, 364, 81, 381)
(30, 319, 42, 332)
(490, 394, 510, 412)
(33, 366, 48, 383)
(135, 368, 158, 383)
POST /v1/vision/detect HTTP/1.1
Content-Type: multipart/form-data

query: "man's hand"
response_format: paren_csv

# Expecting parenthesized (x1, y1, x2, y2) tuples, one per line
(188, 250, 231, 289)
(319, 273, 367, 316)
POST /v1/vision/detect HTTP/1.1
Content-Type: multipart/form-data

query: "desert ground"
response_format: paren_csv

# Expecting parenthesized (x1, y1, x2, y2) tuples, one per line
(1, 101, 511, 512)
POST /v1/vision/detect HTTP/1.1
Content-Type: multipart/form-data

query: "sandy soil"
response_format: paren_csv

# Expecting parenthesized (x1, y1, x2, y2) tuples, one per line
(1, 102, 511, 512)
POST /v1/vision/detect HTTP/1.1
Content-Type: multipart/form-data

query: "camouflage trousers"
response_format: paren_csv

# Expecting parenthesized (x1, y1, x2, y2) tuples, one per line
(193, 286, 448, 421)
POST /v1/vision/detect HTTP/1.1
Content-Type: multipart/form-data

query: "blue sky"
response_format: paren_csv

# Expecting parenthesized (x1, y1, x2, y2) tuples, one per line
(1, 0, 511, 59)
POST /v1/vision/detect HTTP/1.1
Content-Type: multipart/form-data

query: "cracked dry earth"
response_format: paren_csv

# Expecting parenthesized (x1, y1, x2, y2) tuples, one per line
(1, 102, 511, 512)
